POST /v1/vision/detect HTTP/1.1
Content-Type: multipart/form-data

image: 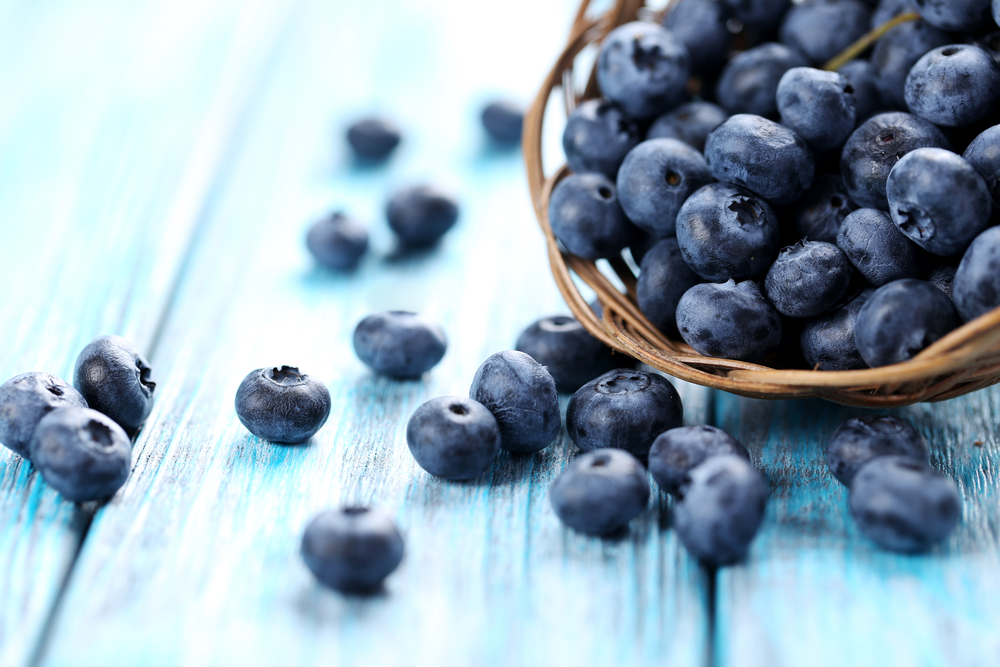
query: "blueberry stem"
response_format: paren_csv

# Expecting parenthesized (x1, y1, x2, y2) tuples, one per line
(823, 12, 921, 72)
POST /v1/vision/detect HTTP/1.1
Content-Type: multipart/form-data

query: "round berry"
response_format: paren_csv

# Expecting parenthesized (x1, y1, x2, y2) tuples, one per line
(480, 100, 524, 144)
(234, 366, 331, 444)
(836, 208, 926, 286)
(596, 22, 691, 119)
(870, 19, 951, 111)
(648, 425, 750, 496)
(353, 311, 447, 378)
(406, 396, 501, 479)
(0, 372, 87, 460)
(905, 45, 1000, 128)
(305, 211, 368, 271)
(548, 173, 639, 260)
(74, 335, 155, 434)
(776, 67, 856, 153)
(385, 185, 459, 246)
(346, 117, 401, 162)
(764, 240, 853, 319)
(715, 43, 808, 118)
(301, 507, 404, 592)
(676, 280, 783, 362)
(954, 226, 1000, 322)
(562, 99, 643, 178)
(549, 448, 651, 535)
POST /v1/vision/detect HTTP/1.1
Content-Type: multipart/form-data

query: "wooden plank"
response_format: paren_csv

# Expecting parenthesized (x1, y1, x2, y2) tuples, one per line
(37, 1, 712, 665)
(0, 1, 293, 665)
(713, 389, 1000, 667)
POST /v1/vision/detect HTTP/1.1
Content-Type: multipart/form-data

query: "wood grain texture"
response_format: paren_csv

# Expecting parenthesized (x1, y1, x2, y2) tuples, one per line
(712, 390, 1000, 667)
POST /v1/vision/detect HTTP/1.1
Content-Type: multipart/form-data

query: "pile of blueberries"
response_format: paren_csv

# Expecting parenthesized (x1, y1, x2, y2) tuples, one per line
(552, 0, 1000, 369)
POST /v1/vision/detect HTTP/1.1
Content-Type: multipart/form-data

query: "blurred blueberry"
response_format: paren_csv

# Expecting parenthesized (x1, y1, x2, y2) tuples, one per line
(0, 372, 86, 460)
(74, 335, 155, 434)
(721, 0, 791, 29)
(663, 0, 733, 75)
(597, 22, 691, 119)
(481, 100, 524, 144)
(910, 0, 992, 31)
(962, 124, 1000, 207)
(563, 99, 643, 178)
(676, 279, 783, 362)
(871, 20, 951, 110)
(353, 311, 447, 378)
(827, 414, 929, 486)
(235, 366, 331, 444)
(406, 396, 501, 480)
(954, 226, 1000, 321)
(765, 240, 853, 318)
(905, 45, 1000, 128)
(870, 0, 915, 28)
(779, 0, 871, 65)
(301, 507, 404, 593)
(549, 173, 640, 260)
(715, 43, 809, 118)
(784, 174, 856, 244)
(306, 211, 368, 271)
(648, 425, 750, 496)
(637, 237, 703, 336)
(646, 101, 729, 152)
(515, 316, 619, 393)
(386, 185, 459, 246)
(837, 209, 926, 285)
(801, 288, 874, 370)
(549, 448, 651, 535)
(346, 117, 401, 162)
(777, 67, 857, 153)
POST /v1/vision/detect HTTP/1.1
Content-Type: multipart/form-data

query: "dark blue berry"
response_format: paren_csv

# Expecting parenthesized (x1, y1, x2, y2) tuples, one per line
(784, 174, 856, 243)
(837, 208, 925, 285)
(675, 182, 780, 281)
(305, 211, 369, 271)
(648, 425, 750, 496)
(235, 366, 331, 444)
(779, 0, 871, 66)
(673, 454, 768, 565)
(515, 316, 619, 393)
(616, 138, 715, 237)
(911, 0, 992, 31)
(352, 311, 447, 378)
(548, 173, 640, 260)
(826, 414, 929, 486)
(385, 185, 459, 246)
(481, 100, 524, 144)
(905, 45, 1000, 128)
(721, 0, 791, 29)
(637, 237, 703, 336)
(705, 114, 814, 205)
(849, 455, 961, 552)
(715, 43, 809, 118)
(30, 407, 131, 501)
(406, 396, 501, 479)
(676, 279, 783, 362)
(0, 372, 87, 460)
(777, 67, 857, 153)
(346, 117, 401, 162)
(563, 99, 643, 178)
(764, 240, 853, 318)
(887, 147, 992, 256)
(646, 101, 729, 152)
(470, 351, 560, 455)
(74, 335, 155, 434)
(962, 124, 1000, 207)
(549, 448, 650, 535)
(871, 20, 951, 110)
(840, 111, 949, 210)
(953, 226, 1000, 321)
(301, 507, 404, 592)
(567, 369, 684, 460)
(662, 0, 733, 75)
(837, 60, 886, 123)
(801, 288, 874, 370)
(854, 279, 960, 367)
(596, 22, 691, 119)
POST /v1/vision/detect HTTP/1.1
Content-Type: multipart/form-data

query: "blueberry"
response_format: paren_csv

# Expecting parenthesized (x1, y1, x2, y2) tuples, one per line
(777, 68, 857, 153)
(469, 351, 560, 455)
(784, 174, 856, 244)
(871, 20, 951, 110)
(721, 0, 791, 29)
(352, 311, 447, 378)
(301, 507, 404, 593)
(910, 0, 992, 31)
(305, 211, 369, 271)
(74, 335, 155, 434)
(673, 454, 768, 565)
(840, 111, 949, 210)
(567, 369, 683, 460)
(953, 226, 1000, 321)
(715, 43, 809, 118)
(905, 45, 1000, 128)
(648, 425, 750, 496)
(385, 185, 459, 246)
(549, 448, 651, 535)
(0, 372, 87, 460)
(637, 237, 703, 336)
(826, 414, 929, 486)
(515, 316, 619, 393)
(925, 264, 958, 300)
(548, 173, 640, 260)
(675, 182, 780, 281)
(596, 21, 691, 119)
(764, 240, 853, 318)
(837, 60, 885, 123)
(234, 366, 331, 444)
(849, 455, 961, 552)
(481, 100, 524, 144)
(346, 117, 401, 162)
(30, 407, 131, 501)
(705, 114, 815, 205)
(801, 287, 874, 370)
(646, 101, 729, 152)
(837, 208, 926, 285)
(962, 124, 1000, 207)
(405, 396, 501, 479)
(662, 0, 733, 75)
(676, 279, 783, 362)
(562, 99, 643, 178)
(616, 138, 715, 237)
(779, 0, 871, 66)
(854, 279, 960, 367)
(886, 147, 992, 256)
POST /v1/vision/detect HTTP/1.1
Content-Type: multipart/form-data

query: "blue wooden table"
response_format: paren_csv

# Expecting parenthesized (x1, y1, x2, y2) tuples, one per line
(1, 1, 999, 665)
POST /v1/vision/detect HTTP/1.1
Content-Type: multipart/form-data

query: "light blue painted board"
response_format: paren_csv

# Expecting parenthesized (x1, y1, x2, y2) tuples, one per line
(39, 0, 711, 665)
(0, 1, 293, 664)
(713, 390, 1000, 667)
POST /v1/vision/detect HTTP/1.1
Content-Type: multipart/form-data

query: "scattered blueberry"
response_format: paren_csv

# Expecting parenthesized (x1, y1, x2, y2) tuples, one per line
(870, 20, 951, 111)
(548, 173, 640, 260)
(962, 124, 1000, 207)
(646, 101, 729, 152)
(0, 372, 87, 460)
(676, 279, 783, 362)
(648, 425, 750, 496)
(567, 369, 683, 460)
(637, 237, 703, 336)
(827, 414, 929, 487)
(837, 208, 925, 285)
(406, 396, 501, 479)
(235, 366, 331, 444)
(784, 174, 856, 244)
(779, 0, 871, 66)
(385, 185, 459, 246)
(353, 311, 447, 378)
(953, 226, 1000, 322)
(481, 100, 524, 144)
(563, 99, 643, 178)
(346, 117, 402, 162)
(905, 45, 1000, 129)
(549, 448, 651, 535)
(765, 240, 853, 318)
(715, 43, 809, 118)
(776, 67, 856, 153)
(800, 288, 874, 371)
(301, 507, 404, 593)
(662, 0, 733, 75)
(30, 407, 131, 501)
(74, 335, 155, 434)
(305, 211, 369, 271)
(515, 316, 619, 393)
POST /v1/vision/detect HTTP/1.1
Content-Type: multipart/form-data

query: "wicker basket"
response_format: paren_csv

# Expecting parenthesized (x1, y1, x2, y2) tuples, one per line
(523, 0, 1000, 407)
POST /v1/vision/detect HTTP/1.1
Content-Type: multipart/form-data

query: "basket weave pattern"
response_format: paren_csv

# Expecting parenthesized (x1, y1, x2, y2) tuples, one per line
(523, 0, 1000, 407)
